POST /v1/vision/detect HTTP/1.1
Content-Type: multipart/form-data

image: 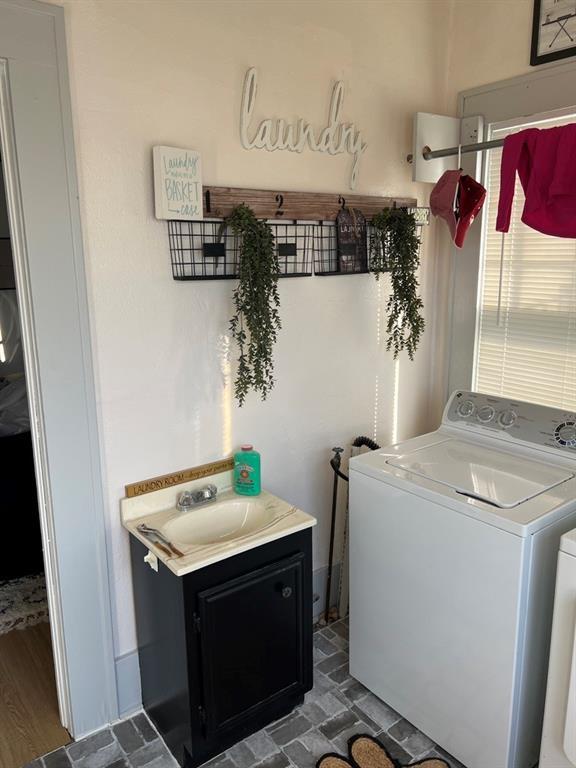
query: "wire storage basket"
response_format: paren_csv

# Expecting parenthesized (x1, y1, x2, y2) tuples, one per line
(273, 221, 314, 277)
(313, 209, 430, 276)
(169, 220, 239, 280)
(168, 220, 313, 280)
(167, 209, 429, 281)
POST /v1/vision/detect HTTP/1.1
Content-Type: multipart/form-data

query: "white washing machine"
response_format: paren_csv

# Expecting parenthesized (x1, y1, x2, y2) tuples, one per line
(349, 391, 576, 768)
(540, 528, 576, 768)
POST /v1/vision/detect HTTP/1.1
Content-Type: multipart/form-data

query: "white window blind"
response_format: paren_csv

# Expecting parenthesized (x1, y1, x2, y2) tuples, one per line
(474, 113, 576, 411)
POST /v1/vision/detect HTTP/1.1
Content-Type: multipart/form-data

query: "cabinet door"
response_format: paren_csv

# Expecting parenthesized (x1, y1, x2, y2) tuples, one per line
(198, 552, 306, 737)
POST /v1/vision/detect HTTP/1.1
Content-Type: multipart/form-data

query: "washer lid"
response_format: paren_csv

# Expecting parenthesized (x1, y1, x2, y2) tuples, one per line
(386, 438, 574, 509)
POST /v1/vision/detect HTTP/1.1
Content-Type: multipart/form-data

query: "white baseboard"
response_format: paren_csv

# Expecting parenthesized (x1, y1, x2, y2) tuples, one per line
(115, 650, 142, 719)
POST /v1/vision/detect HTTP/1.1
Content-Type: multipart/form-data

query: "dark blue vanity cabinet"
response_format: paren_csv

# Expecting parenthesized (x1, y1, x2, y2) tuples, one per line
(130, 529, 313, 767)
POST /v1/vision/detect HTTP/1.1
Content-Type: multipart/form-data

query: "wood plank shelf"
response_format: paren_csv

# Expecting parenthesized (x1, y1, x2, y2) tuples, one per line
(203, 186, 417, 221)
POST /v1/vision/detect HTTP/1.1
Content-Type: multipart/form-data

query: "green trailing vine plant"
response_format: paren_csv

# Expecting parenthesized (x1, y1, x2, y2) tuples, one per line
(220, 204, 281, 406)
(369, 208, 425, 360)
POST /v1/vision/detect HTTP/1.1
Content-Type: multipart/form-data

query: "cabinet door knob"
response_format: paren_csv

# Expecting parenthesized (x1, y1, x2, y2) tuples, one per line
(282, 586, 293, 599)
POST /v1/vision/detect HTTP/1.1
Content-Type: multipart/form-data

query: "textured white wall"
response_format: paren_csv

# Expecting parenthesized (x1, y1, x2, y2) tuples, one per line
(56, 0, 455, 657)
(445, 0, 533, 110)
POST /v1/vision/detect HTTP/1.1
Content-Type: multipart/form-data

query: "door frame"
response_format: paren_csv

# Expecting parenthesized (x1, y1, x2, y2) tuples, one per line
(0, 0, 118, 737)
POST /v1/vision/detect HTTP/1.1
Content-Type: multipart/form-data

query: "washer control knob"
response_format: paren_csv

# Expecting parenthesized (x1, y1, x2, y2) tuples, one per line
(477, 405, 495, 423)
(498, 409, 517, 428)
(457, 400, 475, 418)
(555, 421, 576, 448)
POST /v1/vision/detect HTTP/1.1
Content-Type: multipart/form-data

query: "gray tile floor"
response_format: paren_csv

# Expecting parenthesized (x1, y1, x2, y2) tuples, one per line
(30, 620, 465, 768)
(26, 711, 178, 768)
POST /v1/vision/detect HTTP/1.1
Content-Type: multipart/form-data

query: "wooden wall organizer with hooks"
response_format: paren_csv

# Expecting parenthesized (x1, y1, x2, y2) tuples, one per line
(203, 186, 418, 221)
(168, 185, 429, 281)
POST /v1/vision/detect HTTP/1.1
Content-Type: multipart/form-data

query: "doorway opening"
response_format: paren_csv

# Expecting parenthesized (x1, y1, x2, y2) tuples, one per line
(0, 152, 71, 767)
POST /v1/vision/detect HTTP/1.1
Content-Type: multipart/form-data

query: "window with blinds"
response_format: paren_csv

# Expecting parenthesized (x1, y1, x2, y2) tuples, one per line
(474, 113, 576, 411)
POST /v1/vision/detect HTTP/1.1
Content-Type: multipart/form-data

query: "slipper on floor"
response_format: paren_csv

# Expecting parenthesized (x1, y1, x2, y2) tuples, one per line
(317, 755, 354, 768)
(348, 736, 394, 768)
(348, 734, 450, 768)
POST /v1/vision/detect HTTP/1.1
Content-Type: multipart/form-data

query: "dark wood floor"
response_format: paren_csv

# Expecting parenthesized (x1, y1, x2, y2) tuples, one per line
(0, 622, 70, 768)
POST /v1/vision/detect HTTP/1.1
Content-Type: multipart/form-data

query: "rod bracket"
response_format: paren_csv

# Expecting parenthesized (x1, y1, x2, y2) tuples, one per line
(410, 112, 460, 183)
(409, 114, 484, 182)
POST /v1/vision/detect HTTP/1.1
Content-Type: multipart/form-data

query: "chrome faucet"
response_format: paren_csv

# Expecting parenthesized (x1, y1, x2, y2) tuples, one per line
(177, 484, 218, 511)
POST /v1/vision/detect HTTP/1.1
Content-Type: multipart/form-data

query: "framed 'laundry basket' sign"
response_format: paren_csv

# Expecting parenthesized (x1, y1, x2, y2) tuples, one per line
(153, 146, 203, 220)
(531, 0, 576, 65)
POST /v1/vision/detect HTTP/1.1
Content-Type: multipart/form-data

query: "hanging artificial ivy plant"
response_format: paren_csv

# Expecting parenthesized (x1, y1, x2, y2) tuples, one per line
(220, 204, 281, 406)
(369, 208, 425, 360)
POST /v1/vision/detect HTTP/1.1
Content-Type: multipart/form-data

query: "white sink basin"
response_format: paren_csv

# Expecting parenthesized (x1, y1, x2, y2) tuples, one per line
(162, 497, 276, 546)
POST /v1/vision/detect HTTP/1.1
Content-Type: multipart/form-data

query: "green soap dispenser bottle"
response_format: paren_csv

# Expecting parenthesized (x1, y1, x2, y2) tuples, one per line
(234, 444, 261, 496)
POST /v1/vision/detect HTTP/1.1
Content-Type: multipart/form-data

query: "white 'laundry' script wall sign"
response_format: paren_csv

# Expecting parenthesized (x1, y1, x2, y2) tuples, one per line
(240, 68, 367, 190)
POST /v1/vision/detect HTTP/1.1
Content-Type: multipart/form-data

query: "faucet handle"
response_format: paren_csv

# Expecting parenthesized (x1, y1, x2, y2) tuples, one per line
(202, 484, 217, 499)
(195, 484, 217, 502)
(176, 490, 195, 511)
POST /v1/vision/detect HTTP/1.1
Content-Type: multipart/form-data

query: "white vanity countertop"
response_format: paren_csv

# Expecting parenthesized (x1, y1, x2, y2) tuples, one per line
(121, 472, 316, 577)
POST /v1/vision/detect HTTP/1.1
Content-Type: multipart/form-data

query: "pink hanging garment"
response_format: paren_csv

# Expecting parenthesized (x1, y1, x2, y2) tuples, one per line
(430, 169, 486, 248)
(430, 170, 461, 241)
(496, 123, 576, 238)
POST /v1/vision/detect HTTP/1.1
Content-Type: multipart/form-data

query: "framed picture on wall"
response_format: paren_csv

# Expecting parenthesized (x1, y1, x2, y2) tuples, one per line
(531, 0, 576, 65)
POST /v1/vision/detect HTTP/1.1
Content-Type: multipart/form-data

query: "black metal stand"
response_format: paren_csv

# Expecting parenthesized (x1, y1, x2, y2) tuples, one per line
(325, 447, 344, 624)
